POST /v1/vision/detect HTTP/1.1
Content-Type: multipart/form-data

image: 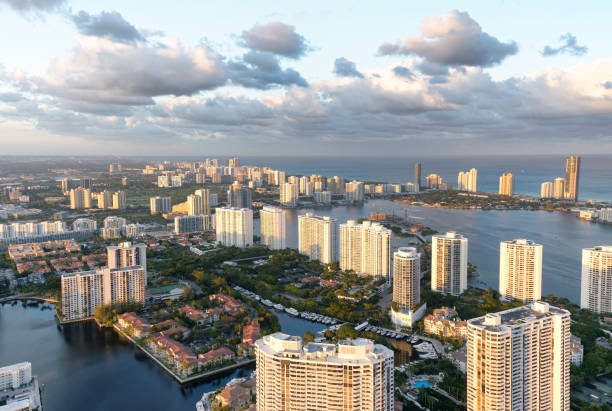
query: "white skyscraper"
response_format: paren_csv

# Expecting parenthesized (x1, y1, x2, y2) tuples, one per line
(279, 183, 298, 206)
(187, 193, 203, 216)
(298, 213, 338, 264)
(467, 301, 570, 411)
(299, 175, 312, 195)
(112, 191, 126, 210)
(580, 246, 612, 314)
(255, 333, 394, 411)
(61, 270, 106, 320)
(215, 207, 253, 248)
(314, 190, 331, 204)
(541, 181, 554, 198)
(174, 215, 211, 234)
(194, 188, 211, 215)
(431, 231, 468, 296)
(260, 206, 286, 250)
(499, 239, 542, 302)
(150, 196, 171, 215)
(498, 172, 514, 196)
(390, 247, 425, 327)
(107, 241, 147, 275)
(457, 168, 478, 192)
(345, 180, 365, 202)
(339, 220, 391, 279)
(554, 177, 566, 199)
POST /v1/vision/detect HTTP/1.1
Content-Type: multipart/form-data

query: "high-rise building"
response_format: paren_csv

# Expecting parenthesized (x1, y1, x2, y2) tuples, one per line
(194, 188, 211, 215)
(107, 241, 147, 275)
(279, 183, 298, 207)
(457, 168, 478, 192)
(187, 193, 203, 216)
(61, 270, 106, 320)
(80, 177, 92, 189)
(564, 155, 580, 201)
(498, 172, 514, 196)
(431, 231, 468, 296)
(228, 157, 240, 168)
(255, 333, 394, 411)
(97, 190, 113, 209)
(227, 182, 252, 209)
(499, 239, 542, 302)
(414, 163, 422, 189)
(540, 182, 554, 199)
(310, 175, 326, 191)
(345, 180, 365, 202)
(426, 174, 442, 189)
(112, 191, 126, 210)
(69, 187, 91, 209)
(72, 218, 97, 232)
(260, 206, 286, 250)
(326, 176, 346, 195)
(215, 207, 253, 248)
(150, 196, 171, 215)
(174, 215, 211, 234)
(339, 220, 391, 279)
(554, 177, 566, 199)
(313, 190, 331, 204)
(299, 176, 312, 196)
(0, 362, 32, 391)
(467, 301, 570, 411)
(580, 246, 612, 314)
(390, 247, 425, 327)
(298, 213, 338, 264)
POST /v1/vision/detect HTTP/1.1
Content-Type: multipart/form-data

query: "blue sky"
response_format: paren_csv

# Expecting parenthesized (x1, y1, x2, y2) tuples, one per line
(1, 0, 611, 156)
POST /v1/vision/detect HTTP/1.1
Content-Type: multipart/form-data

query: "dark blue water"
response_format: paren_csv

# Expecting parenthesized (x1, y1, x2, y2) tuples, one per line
(240, 155, 612, 202)
(0, 303, 324, 411)
(256, 199, 612, 304)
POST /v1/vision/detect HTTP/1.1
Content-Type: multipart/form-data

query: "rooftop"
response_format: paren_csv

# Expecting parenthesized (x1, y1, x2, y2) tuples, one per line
(468, 301, 569, 332)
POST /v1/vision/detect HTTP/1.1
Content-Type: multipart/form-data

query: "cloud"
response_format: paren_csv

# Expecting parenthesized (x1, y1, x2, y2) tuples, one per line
(240, 21, 309, 58)
(603, 81, 612, 89)
(227, 51, 308, 89)
(333, 57, 364, 78)
(32, 35, 227, 104)
(541, 33, 588, 57)
(71, 11, 145, 43)
(392, 66, 413, 78)
(0, 0, 65, 14)
(415, 61, 449, 76)
(378, 10, 518, 67)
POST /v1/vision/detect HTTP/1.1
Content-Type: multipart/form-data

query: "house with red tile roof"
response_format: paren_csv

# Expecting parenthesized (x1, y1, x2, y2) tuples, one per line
(242, 319, 261, 345)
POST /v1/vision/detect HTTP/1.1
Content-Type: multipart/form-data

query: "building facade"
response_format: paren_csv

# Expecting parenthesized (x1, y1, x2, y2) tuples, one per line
(457, 168, 478, 192)
(564, 155, 580, 201)
(227, 182, 252, 209)
(339, 220, 391, 279)
(431, 231, 468, 296)
(260, 206, 286, 250)
(499, 239, 543, 302)
(0, 362, 32, 391)
(215, 207, 253, 248)
(540, 182, 554, 199)
(255, 333, 394, 411)
(391, 247, 425, 327)
(580, 246, 612, 314)
(279, 183, 298, 207)
(298, 213, 338, 264)
(467, 302, 570, 411)
(498, 172, 514, 196)
(345, 180, 365, 202)
(174, 215, 211, 234)
(150, 196, 171, 215)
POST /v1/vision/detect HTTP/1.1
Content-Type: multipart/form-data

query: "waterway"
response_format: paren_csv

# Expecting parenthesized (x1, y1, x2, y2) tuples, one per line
(0, 302, 326, 411)
(255, 199, 612, 304)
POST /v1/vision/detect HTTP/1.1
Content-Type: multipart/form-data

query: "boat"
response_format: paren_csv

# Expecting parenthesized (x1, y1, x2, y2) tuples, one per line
(286, 307, 299, 316)
(274, 303, 284, 310)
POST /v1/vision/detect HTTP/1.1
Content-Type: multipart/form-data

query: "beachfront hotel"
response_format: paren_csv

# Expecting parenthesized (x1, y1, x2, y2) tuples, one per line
(467, 301, 570, 411)
(580, 246, 612, 314)
(298, 213, 338, 264)
(339, 220, 391, 280)
(215, 207, 253, 248)
(260, 206, 286, 250)
(499, 239, 542, 302)
(431, 231, 468, 296)
(255, 333, 394, 411)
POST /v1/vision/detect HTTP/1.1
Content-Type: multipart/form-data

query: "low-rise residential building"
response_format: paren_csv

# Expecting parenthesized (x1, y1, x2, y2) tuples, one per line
(198, 347, 235, 367)
(210, 293, 243, 315)
(117, 312, 150, 337)
(242, 319, 261, 345)
(181, 305, 222, 325)
(570, 335, 584, 366)
(423, 307, 467, 340)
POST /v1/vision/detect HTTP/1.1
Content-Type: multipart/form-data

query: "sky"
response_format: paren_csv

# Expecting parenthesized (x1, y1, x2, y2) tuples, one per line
(1, 0, 611, 156)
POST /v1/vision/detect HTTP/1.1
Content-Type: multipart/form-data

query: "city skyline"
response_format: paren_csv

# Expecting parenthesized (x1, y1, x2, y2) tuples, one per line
(1, 2, 612, 156)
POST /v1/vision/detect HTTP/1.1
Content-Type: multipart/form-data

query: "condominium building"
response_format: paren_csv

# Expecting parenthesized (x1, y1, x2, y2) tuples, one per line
(345, 180, 365, 202)
(72, 218, 97, 232)
(107, 241, 147, 275)
(174, 215, 211, 234)
(0, 362, 32, 391)
(279, 183, 298, 207)
(61, 269, 107, 320)
(327, 176, 345, 195)
(187, 194, 203, 216)
(426, 174, 442, 189)
(227, 182, 252, 209)
(310, 175, 326, 191)
(498, 172, 514, 196)
(112, 190, 126, 210)
(431, 231, 468, 296)
(564, 155, 580, 201)
(467, 301, 570, 411)
(391, 247, 425, 327)
(215, 207, 253, 248)
(313, 190, 331, 204)
(69, 187, 91, 209)
(457, 168, 478, 192)
(97, 190, 113, 209)
(150, 196, 171, 215)
(339, 220, 391, 279)
(107, 266, 146, 305)
(499, 239, 542, 302)
(414, 162, 422, 189)
(255, 333, 394, 411)
(540, 182, 554, 199)
(299, 176, 312, 196)
(580, 246, 612, 314)
(554, 177, 566, 199)
(194, 188, 211, 215)
(298, 213, 338, 264)
(260, 206, 286, 250)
